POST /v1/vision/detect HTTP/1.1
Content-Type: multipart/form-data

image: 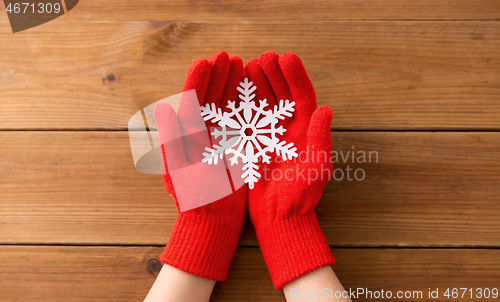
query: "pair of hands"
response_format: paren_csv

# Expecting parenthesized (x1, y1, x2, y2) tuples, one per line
(154, 51, 334, 290)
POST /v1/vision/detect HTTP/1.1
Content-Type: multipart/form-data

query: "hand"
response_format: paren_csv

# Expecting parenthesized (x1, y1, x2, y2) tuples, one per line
(246, 52, 335, 289)
(153, 51, 247, 281)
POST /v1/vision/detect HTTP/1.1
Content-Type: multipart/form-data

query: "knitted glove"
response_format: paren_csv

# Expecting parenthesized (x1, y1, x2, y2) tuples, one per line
(153, 51, 247, 281)
(246, 52, 335, 289)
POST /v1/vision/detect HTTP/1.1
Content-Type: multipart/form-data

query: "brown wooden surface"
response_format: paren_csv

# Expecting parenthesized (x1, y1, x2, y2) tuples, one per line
(0, 21, 499, 130)
(1, 131, 499, 246)
(0, 246, 498, 302)
(1, 0, 499, 300)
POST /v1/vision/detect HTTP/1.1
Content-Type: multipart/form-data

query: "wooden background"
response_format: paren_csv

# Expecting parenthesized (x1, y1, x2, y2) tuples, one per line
(1, 1, 500, 301)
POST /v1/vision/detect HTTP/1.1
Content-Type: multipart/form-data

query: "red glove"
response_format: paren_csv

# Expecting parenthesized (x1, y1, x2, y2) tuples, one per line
(247, 52, 335, 289)
(153, 51, 247, 281)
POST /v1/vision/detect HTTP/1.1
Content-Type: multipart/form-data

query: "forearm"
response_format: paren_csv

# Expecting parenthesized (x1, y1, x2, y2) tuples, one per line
(283, 266, 352, 302)
(144, 264, 216, 302)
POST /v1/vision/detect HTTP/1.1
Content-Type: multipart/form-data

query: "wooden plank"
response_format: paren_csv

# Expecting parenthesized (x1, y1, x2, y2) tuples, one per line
(0, 131, 175, 245)
(0, 246, 499, 301)
(1, 0, 500, 23)
(1, 131, 499, 246)
(325, 131, 500, 247)
(0, 21, 499, 130)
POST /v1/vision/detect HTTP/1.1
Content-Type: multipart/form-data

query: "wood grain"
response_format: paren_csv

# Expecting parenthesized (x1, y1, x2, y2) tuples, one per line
(0, 0, 498, 297)
(0, 21, 499, 130)
(0, 246, 498, 301)
(1, 0, 500, 23)
(1, 131, 499, 246)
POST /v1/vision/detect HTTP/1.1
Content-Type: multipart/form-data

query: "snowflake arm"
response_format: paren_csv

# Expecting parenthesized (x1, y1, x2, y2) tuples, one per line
(200, 103, 224, 124)
(201, 103, 241, 129)
(237, 78, 256, 102)
(256, 99, 295, 128)
(274, 141, 298, 161)
(202, 145, 225, 165)
(241, 143, 260, 189)
(202, 133, 240, 164)
(274, 99, 295, 120)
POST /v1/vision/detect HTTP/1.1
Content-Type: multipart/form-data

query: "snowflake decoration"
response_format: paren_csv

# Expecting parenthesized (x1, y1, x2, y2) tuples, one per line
(200, 77, 298, 189)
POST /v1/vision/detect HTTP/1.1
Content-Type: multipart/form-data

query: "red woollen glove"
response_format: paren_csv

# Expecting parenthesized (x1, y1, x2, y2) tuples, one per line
(153, 51, 247, 281)
(246, 52, 335, 290)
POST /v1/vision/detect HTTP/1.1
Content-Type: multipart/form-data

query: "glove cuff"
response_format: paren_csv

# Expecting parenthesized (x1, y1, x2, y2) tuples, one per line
(160, 210, 243, 281)
(255, 211, 335, 290)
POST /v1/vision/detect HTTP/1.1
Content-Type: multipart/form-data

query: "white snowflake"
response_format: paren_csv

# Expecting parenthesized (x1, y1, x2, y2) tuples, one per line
(200, 77, 298, 189)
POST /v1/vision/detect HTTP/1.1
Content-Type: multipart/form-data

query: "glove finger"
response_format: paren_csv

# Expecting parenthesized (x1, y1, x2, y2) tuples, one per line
(204, 50, 231, 108)
(177, 89, 207, 133)
(221, 56, 244, 110)
(154, 104, 185, 207)
(306, 106, 333, 171)
(279, 53, 316, 136)
(181, 58, 211, 105)
(154, 103, 189, 171)
(245, 58, 276, 109)
(178, 58, 211, 133)
(259, 51, 293, 131)
(178, 58, 212, 163)
(259, 52, 292, 104)
(215, 56, 245, 173)
(244, 58, 277, 170)
(178, 94, 211, 164)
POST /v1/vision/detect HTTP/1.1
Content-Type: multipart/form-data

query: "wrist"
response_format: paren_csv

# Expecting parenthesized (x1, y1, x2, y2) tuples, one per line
(253, 210, 335, 289)
(161, 207, 245, 281)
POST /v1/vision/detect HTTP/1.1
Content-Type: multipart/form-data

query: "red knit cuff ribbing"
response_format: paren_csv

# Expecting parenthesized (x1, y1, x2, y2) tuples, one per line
(160, 211, 243, 281)
(256, 211, 335, 290)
